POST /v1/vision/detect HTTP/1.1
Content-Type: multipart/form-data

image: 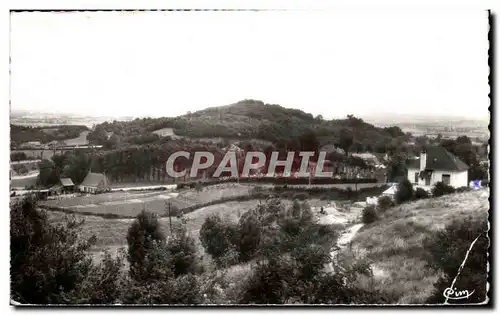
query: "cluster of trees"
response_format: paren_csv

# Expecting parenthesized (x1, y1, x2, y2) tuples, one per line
(198, 199, 391, 304)
(10, 125, 88, 147)
(11, 197, 203, 304)
(10, 152, 29, 162)
(37, 151, 92, 187)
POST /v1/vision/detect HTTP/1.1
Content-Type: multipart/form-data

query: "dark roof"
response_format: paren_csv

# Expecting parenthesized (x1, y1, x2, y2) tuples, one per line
(60, 178, 74, 186)
(408, 146, 469, 171)
(80, 172, 109, 188)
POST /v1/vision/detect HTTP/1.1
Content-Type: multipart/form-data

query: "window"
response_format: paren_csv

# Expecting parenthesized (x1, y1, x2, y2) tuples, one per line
(442, 174, 451, 185)
(414, 172, 419, 183)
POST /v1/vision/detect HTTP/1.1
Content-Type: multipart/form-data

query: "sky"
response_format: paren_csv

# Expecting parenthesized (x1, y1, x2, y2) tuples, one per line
(10, 10, 490, 119)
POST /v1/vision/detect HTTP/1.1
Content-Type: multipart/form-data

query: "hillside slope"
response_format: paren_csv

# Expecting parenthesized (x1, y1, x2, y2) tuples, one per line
(347, 189, 489, 304)
(87, 99, 403, 149)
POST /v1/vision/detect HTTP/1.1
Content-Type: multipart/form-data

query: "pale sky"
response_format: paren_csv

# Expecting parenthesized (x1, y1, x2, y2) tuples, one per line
(10, 10, 489, 119)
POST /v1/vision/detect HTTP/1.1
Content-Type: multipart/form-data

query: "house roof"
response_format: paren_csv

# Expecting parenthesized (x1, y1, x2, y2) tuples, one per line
(408, 146, 469, 172)
(80, 172, 109, 188)
(60, 178, 74, 186)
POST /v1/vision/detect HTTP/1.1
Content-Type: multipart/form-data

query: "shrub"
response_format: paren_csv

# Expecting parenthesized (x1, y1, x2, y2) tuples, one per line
(199, 215, 239, 264)
(122, 274, 201, 304)
(362, 205, 378, 224)
(414, 187, 430, 199)
(431, 181, 455, 197)
(455, 186, 470, 193)
(165, 222, 199, 276)
(423, 216, 488, 304)
(237, 210, 262, 262)
(377, 195, 395, 212)
(395, 179, 414, 204)
(127, 210, 166, 282)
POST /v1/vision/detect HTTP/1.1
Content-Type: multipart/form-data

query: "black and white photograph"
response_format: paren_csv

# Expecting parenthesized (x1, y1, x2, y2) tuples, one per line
(8, 7, 491, 306)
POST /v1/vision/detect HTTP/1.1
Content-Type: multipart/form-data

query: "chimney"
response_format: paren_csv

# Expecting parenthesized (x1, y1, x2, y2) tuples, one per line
(420, 149, 427, 170)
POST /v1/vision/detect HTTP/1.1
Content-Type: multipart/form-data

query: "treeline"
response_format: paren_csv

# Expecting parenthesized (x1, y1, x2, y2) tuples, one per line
(10, 124, 88, 147)
(37, 135, 379, 187)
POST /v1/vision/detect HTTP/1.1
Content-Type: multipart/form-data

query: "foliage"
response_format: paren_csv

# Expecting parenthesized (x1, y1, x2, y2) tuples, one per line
(377, 195, 395, 212)
(362, 205, 378, 224)
(423, 217, 489, 304)
(165, 222, 199, 277)
(237, 210, 262, 262)
(11, 152, 28, 161)
(395, 179, 414, 204)
(199, 215, 239, 266)
(414, 187, 430, 199)
(431, 182, 456, 197)
(10, 124, 88, 147)
(126, 210, 166, 282)
(10, 197, 123, 304)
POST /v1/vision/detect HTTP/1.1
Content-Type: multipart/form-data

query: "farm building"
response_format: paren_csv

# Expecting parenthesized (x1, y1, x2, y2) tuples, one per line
(407, 146, 469, 188)
(60, 177, 75, 193)
(78, 172, 110, 194)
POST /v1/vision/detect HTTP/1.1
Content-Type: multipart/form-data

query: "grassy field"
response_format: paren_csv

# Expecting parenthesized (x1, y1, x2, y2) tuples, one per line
(346, 189, 490, 304)
(46, 199, 265, 265)
(41, 184, 255, 217)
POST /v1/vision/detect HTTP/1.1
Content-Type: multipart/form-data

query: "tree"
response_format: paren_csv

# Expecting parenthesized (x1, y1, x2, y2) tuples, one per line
(37, 159, 59, 187)
(127, 210, 166, 282)
(338, 129, 354, 157)
(165, 220, 199, 277)
(237, 210, 262, 262)
(377, 195, 395, 212)
(362, 205, 378, 224)
(395, 178, 414, 204)
(10, 197, 123, 304)
(199, 215, 239, 265)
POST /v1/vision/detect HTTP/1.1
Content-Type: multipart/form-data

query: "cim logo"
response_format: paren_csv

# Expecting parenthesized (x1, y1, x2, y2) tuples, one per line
(443, 287, 475, 301)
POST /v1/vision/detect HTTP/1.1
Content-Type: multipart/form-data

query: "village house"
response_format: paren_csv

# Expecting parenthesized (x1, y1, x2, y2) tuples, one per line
(407, 146, 469, 188)
(78, 171, 110, 194)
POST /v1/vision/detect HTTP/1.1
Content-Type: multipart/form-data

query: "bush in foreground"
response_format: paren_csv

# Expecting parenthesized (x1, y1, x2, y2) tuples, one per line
(200, 215, 239, 266)
(431, 182, 455, 197)
(377, 195, 395, 212)
(362, 205, 378, 224)
(127, 210, 166, 282)
(395, 179, 414, 204)
(414, 187, 430, 199)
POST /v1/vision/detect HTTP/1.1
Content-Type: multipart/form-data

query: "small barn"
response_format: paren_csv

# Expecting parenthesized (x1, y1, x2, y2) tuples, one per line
(79, 172, 110, 194)
(60, 177, 75, 193)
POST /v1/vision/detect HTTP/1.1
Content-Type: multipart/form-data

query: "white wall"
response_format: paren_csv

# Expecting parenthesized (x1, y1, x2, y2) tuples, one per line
(407, 167, 420, 184)
(430, 170, 468, 188)
(407, 168, 468, 188)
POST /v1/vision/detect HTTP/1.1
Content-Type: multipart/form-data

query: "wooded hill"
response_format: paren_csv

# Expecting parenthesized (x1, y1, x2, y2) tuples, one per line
(87, 99, 407, 152)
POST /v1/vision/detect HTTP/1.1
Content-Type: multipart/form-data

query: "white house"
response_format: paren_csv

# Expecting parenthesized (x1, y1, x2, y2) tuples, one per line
(407, 147, 469, 189)
(79, 171, 110, 194)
